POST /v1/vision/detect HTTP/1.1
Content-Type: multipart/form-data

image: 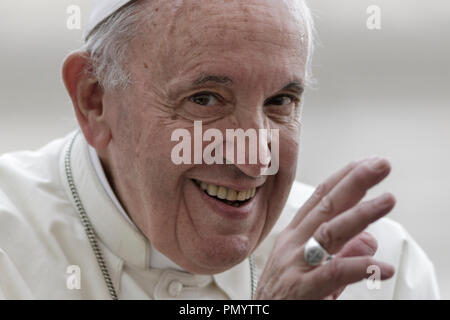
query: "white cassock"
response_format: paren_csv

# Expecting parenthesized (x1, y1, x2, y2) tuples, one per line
(0, 131, 440, 299)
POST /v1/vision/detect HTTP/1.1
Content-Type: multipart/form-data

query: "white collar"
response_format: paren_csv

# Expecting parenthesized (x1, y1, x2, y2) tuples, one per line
(87, 145, 183, 271)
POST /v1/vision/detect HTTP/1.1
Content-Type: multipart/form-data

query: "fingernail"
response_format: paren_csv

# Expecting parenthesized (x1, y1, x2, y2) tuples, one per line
(369, 157, 388, 172)
(377, 193, 394, 209)
(357, 155, 378, 163)
(382, 264, 395, 278)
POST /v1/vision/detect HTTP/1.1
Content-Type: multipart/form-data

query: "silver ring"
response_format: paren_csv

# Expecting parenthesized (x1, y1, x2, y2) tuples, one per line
(304, 237, 333, 266)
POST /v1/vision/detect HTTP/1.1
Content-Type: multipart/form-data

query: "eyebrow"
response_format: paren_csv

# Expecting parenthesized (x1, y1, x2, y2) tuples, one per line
(281, 81, 304, 95)
(192, 74, 234, 87)
(190, 74, 304, 94)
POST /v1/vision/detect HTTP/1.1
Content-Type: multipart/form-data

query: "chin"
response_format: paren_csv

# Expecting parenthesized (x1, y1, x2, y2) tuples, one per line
(184, 234, 254, 274)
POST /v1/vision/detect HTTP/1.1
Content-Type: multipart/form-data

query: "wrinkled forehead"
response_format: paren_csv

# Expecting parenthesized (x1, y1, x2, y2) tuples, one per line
(138, 0, 306, 56)
(130, 0, 308, 84)
(168, 0, 306, 40)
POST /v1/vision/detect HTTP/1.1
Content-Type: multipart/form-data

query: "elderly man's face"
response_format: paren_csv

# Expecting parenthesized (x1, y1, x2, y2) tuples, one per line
(102, 0, 307, 274)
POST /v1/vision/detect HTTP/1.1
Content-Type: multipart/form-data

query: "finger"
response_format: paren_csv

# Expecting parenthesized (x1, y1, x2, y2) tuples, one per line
(304, 257, 395, 299)
(312, 193, 395, 255)
(296, 157, 391, 242)
(289, 160, 360, 228)
(337, 231, 378, 258)
(325, 231, 380, 301)
(331, 231, 379, 300)
(329, 287, 345, 300)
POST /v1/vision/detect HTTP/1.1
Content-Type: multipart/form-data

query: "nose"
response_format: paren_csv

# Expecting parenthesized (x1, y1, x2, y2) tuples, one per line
(222, 118, 278, 178)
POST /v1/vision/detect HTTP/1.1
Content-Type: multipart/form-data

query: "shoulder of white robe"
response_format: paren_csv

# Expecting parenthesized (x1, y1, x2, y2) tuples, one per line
(338, 217, 440, 299)
(371, 218, 440, 299)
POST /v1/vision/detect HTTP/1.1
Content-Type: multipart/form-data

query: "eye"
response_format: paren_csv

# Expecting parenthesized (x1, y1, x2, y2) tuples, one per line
(265, 95, 299, 107)
(189, 92, 219, 106)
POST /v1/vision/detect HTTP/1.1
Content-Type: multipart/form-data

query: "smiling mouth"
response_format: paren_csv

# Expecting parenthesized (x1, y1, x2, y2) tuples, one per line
(192, 179, 257, 208)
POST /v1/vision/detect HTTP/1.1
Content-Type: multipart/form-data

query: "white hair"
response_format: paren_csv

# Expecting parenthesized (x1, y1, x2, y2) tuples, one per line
(299, 0, 316, 87)
(82, 0, 146, 89)
(83, 0, 315, 90)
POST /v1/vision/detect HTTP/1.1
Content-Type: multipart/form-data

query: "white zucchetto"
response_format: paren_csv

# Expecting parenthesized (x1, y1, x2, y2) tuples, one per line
(85, 0, 136, 40)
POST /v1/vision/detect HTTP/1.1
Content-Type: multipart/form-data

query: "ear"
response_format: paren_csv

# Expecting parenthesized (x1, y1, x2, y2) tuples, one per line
(62, 52, 111, 150)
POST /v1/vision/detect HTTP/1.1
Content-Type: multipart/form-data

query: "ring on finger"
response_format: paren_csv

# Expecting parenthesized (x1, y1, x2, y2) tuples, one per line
(304, 236, 334, 266)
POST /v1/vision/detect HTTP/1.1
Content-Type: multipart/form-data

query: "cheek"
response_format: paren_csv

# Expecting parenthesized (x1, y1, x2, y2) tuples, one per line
(278, 125, 301, 174)
(136, 123, 188, 197)
(257, 127, 300, 240)
(116, 104, 188, 215)
(273, 129, 300, 209)
(134, 130, 191, 244)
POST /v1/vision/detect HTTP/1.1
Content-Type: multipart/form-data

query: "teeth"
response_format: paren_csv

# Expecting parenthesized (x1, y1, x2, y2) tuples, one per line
(217, 186, 227, 200)
(207, 184, 218, 197)
(237, 191, 247, 201)
(226, 189, 237, 201)
(195, 180, 257, 202)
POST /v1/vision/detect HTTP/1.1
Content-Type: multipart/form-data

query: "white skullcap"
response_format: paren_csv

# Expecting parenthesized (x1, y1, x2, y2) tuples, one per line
(84, 0, 137, 40)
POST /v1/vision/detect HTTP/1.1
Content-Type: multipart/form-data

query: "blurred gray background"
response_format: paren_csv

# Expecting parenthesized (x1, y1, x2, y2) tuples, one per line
(0, 0, 449, 298)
